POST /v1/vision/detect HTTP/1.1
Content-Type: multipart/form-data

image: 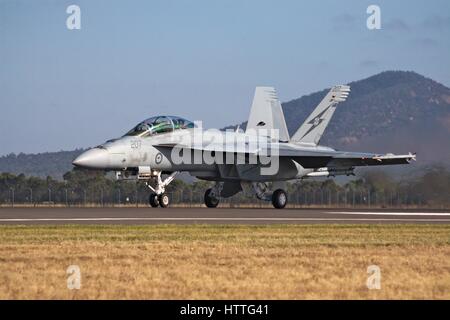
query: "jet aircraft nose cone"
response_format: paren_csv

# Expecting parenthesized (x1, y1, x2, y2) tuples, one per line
(72, 148, 110, 169)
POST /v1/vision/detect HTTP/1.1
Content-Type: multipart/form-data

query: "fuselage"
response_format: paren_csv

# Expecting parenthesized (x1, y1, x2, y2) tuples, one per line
(73, 125, 335, 182)
(71, 86, 414, 209)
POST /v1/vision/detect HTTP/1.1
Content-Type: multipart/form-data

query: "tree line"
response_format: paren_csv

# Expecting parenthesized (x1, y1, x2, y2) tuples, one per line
(0, 166, 449, 207)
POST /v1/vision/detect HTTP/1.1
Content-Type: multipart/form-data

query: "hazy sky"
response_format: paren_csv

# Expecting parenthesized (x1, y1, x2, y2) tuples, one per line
(1, 0, 449, 154)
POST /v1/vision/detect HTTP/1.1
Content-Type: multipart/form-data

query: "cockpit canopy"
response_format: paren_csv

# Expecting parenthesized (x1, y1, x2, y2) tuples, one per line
(124, 116, 195, 137)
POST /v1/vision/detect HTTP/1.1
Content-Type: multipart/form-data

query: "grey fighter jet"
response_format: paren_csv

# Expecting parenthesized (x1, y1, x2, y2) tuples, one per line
(73, 85, 415, 208)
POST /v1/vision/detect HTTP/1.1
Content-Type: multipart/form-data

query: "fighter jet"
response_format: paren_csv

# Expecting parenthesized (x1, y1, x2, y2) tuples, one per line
(73, 85, 415, 209)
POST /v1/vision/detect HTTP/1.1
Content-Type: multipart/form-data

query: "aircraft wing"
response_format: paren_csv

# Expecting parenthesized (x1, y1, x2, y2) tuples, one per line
(266, 147, 416, 168)
(325, 152, 416, 167)
(154, 143, 416, 169)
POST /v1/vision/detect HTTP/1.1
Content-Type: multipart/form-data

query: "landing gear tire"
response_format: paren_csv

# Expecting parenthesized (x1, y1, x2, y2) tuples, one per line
(204, 188, 219, 208)
(158, 193, 170, 208)
(149, 193, 159, 207)
(272, 189, 287, 209)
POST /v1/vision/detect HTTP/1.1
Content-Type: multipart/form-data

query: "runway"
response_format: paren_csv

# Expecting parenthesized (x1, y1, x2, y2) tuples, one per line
(0, 207, 450, 224)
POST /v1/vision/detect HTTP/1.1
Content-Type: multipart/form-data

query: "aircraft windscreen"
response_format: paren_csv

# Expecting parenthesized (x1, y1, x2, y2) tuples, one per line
(124, 116, 195, 137)
(170, 116, 195, 130)
(125, 122, 151, 137)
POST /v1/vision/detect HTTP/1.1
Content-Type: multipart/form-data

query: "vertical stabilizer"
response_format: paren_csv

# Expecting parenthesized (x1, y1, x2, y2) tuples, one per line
(290, 85, 350, 145)
(246, 87, 290, 142)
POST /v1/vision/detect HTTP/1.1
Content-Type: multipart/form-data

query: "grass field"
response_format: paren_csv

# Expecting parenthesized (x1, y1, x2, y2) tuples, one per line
(0, 224, 449, 299)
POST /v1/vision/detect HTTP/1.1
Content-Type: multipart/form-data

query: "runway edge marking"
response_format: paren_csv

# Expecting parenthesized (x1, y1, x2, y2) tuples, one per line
(327, 211, 450, 216)
(1, 217, 450, 222)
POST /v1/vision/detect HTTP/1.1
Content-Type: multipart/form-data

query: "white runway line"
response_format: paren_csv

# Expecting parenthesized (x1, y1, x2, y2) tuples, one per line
(328, 211, 450, 216)
(0, 217, 450, 222)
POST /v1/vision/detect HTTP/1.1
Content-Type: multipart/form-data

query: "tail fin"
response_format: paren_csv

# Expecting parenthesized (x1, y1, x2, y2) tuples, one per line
(290, 85, 350, 145)
(246, 87, 290, 142)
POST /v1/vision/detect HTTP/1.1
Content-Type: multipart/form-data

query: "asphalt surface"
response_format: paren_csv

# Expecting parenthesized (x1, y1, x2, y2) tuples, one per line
(0, 207, 449, 224)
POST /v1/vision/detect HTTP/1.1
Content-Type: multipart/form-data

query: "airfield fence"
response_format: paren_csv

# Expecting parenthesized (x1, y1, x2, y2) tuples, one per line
(0, 187, 440, 209)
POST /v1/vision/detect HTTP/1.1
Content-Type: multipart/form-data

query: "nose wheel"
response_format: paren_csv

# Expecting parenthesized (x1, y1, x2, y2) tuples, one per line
(148, 192, 170, 207)
(158, 193, 170, 208)
(149, 193, 159, 207)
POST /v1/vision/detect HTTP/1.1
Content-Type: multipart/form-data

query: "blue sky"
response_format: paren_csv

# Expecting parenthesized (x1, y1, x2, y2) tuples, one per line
(0, 0, 449, 154)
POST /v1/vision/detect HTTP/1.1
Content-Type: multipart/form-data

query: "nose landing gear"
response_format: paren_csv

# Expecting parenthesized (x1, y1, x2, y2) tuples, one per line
(145, 171, 178, 208)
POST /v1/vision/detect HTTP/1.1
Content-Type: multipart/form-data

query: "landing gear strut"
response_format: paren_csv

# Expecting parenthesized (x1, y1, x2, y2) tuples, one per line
(244, 182, 288, 209)
(145, 171, 178, 208)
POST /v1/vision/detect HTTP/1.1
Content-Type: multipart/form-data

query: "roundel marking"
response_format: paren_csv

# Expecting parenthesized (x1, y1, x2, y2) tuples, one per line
(155, 152, 163, 164)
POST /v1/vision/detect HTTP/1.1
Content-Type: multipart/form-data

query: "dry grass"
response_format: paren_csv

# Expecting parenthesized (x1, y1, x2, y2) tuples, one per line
(0, 224, 449, 299)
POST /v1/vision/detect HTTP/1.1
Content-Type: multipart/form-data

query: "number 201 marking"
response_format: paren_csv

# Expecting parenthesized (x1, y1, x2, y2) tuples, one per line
(131, 141, 141, 149)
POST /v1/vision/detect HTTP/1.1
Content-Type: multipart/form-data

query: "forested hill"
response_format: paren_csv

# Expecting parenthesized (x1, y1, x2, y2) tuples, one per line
(0, 150, 84, 179)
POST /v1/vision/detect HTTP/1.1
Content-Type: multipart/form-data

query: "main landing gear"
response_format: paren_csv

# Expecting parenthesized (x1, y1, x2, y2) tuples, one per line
(245, 182, 288, 209)
(203, 183, 222, 208)
(146, 171, 178, 208)
(202, 182, 288, 209)
(204, 188, 220, 208)
(271, 189, 287, 209)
